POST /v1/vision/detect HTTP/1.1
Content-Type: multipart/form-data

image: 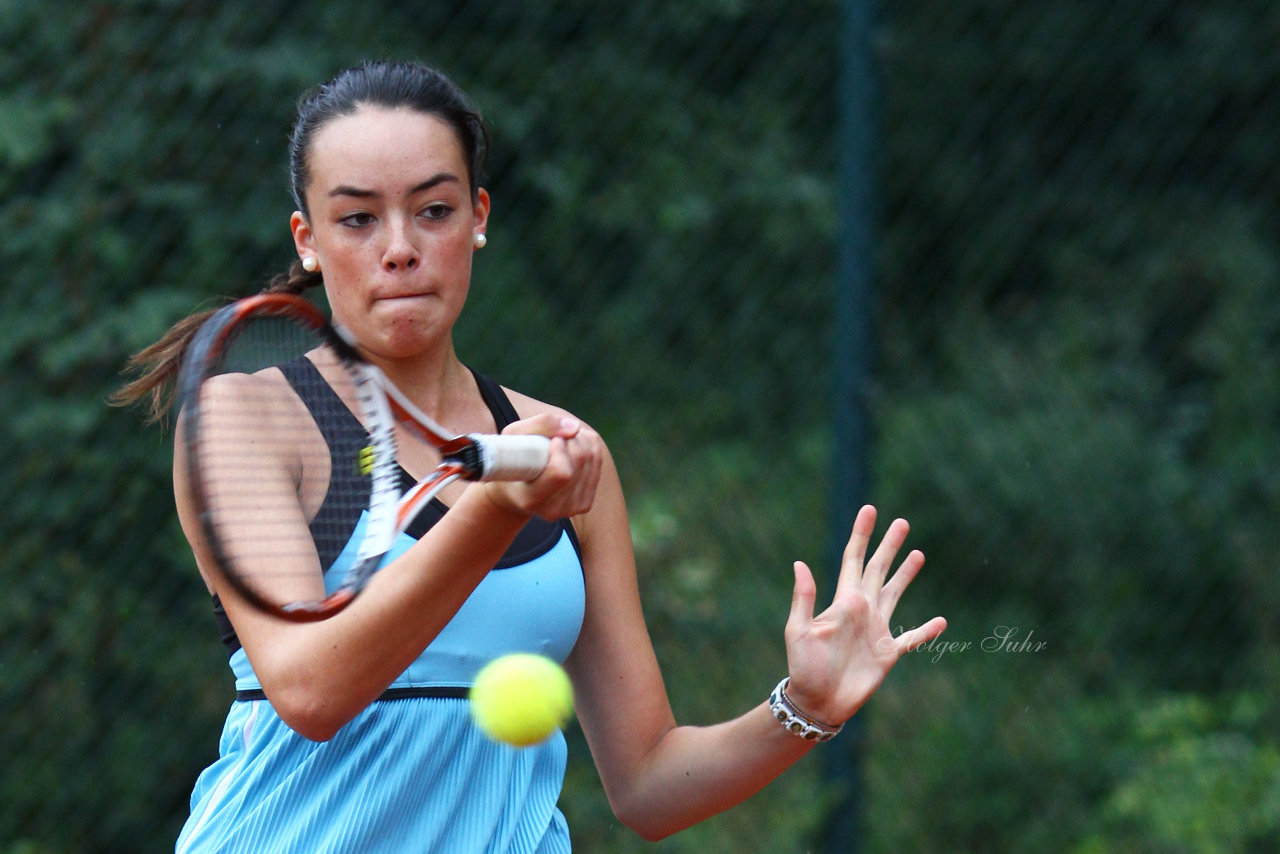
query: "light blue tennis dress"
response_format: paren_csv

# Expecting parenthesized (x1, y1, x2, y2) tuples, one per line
(176, 365, 586, 853)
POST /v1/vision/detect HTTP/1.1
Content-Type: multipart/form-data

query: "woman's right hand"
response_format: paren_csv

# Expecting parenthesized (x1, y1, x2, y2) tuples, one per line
(482, 413, 603, 520)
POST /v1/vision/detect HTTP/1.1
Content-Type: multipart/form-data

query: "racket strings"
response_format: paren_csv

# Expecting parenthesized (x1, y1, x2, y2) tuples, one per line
(195, 314, 378, 607)
(185, 295, 537, 620)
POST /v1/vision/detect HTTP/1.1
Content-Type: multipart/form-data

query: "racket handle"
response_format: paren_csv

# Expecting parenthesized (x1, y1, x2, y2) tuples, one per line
(470, 434, 551, 482)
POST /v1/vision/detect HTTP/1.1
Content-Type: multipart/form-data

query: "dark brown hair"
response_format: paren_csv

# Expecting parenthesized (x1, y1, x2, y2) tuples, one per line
(112, 60, 489, 423)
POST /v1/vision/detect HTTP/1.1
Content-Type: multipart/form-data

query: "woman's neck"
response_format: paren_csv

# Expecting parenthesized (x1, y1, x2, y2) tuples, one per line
(370, 345, 495, 436)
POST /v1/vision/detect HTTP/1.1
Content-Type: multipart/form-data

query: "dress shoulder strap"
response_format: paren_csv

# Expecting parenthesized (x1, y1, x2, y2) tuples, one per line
(470, 370, 520, 430)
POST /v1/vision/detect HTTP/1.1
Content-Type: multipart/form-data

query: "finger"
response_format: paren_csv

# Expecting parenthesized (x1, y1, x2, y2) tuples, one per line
(895, 616, 948, 654)
(879, 548, 925, 615)
(564, 430, 603, 514)
(517, 437, 573, 509)
(786, 561, 818, 639)
(542, 419, 591, 493)
(862, 517, 910, 595)
(533, 424, 602, 517)
(499, 412, 555, 437)
(833, 504, 877, 597)
(553, 416, 582, 439)
(501, 412, 579, 439)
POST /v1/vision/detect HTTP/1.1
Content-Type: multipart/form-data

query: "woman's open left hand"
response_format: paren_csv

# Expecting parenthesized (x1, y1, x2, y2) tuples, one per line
(780, 504, 947, 727)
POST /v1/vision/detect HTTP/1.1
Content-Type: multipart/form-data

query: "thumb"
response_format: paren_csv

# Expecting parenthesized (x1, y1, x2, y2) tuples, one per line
(502, 412, 581, 439)
(788, 560, 818, 634)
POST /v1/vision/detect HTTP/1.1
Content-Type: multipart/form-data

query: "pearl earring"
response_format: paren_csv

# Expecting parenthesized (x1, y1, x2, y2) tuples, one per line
(473, 233, 487, 250)
(302, 256, 318, 273)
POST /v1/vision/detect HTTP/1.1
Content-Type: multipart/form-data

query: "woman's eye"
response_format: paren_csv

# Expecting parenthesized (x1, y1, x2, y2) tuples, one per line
(339, 212, 375, 228)
(421, 203, 453, 220)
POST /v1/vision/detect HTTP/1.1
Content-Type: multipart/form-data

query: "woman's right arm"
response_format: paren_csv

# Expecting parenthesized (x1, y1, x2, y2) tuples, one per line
(174, 406, 602, 741)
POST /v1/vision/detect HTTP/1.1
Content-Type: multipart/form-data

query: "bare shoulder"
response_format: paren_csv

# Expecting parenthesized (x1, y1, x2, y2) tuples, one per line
(500, 384, 611, 459)
(497, 384, 625, 534)
(191, 365, 298, 414)
(499, 384, 575, 422)
(175, 365, 322, 497)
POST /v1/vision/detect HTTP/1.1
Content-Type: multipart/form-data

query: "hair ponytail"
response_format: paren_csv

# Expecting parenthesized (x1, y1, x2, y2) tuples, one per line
(109, 303, 223, 425)
(111, 261, 323, 425)
(263, 259, 324, 296)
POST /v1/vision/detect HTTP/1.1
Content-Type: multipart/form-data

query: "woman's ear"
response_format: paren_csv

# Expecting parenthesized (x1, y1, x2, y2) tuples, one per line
(473, 188, 491, 238)
(290, 210, 315, 263)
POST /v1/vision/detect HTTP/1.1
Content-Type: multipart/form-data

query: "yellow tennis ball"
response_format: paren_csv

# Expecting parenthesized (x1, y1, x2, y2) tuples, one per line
(470, 653, 574, 747)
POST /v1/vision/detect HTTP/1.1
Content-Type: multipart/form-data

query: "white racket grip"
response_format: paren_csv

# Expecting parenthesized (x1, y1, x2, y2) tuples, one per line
(471, 434, 551, 482)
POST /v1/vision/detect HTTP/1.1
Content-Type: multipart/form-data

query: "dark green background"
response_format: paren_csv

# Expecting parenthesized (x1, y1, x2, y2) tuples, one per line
(2, 1, 1277, 851)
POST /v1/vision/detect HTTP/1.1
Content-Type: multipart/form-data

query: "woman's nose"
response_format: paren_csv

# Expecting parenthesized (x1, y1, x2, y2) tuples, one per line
(382, 221, 420, 271)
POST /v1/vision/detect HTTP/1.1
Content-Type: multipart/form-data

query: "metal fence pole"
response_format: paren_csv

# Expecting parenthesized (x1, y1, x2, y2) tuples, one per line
(823, 0, 879, 851)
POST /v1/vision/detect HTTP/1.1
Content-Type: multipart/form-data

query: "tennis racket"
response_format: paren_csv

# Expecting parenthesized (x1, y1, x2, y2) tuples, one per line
(177, 292, 549, 621)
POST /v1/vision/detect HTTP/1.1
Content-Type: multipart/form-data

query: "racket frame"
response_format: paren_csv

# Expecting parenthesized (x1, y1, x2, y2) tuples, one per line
(179, 293, 550, 622)
(180, 294, 405, 620)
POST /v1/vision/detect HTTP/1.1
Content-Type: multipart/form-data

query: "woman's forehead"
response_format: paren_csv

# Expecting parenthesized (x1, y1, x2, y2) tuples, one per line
(307, 106, 466, 190)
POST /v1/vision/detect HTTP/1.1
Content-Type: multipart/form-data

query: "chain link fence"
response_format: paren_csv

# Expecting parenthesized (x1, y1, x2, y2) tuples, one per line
(3, 1, 1277, 852)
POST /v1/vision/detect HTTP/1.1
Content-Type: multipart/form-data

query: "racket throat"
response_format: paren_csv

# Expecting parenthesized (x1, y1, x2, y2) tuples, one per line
(439, 437, 483, 478)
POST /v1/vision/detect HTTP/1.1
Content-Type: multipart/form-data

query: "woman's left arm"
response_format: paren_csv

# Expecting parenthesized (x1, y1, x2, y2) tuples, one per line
(565, 447, 946, 842)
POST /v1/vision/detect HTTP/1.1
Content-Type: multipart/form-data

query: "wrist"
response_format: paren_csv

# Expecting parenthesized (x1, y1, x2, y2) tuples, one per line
(779, 678, 833, 723)
(768, 677, 842, 742)
(476, 481, 536, 522)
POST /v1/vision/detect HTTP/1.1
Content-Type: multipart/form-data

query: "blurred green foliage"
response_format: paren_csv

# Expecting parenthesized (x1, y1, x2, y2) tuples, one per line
(865, 2, 1280, 852)
(2, 0, 1278, 852)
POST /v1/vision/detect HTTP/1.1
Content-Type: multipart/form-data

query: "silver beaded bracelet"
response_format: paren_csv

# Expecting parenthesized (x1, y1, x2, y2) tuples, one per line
(768, 677, 843, 742)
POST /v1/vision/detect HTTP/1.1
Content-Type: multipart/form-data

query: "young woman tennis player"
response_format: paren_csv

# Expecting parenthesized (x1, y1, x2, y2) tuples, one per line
(117, 60, 946, 852)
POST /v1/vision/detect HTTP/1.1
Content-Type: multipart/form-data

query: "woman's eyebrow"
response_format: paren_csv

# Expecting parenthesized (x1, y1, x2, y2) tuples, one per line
(328, 173, 460, 199)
